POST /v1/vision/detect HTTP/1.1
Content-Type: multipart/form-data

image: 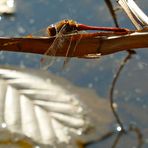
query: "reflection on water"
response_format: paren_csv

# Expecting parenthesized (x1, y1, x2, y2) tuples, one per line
(0, 65, 113, 147)
(0, 0, 148, 147)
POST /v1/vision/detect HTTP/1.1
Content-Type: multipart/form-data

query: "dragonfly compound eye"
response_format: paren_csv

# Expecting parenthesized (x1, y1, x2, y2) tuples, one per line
(47, 26, 57, 36)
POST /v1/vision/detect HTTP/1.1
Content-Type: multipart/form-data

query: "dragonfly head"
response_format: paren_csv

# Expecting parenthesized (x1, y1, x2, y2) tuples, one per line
(47, 26, 57, 36)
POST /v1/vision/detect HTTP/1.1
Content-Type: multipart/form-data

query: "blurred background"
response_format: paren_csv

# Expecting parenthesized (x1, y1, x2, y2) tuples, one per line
(0, 0, 148, 147)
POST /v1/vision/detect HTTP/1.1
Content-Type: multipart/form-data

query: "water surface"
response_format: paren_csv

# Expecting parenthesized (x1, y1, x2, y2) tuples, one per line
(0, 0, 148, 147)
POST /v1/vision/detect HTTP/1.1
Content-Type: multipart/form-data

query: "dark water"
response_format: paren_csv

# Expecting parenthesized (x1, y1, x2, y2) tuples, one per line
(0, 0, 148, 147)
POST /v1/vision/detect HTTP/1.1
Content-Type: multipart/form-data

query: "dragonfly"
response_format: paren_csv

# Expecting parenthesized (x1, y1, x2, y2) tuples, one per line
(38, 19, 130, 69)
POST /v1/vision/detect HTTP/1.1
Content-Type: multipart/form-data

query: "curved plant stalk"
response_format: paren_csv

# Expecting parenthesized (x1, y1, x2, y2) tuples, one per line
(109, 50, 134, 130)
(128, 124, 143, 148)
(117, 0, 148, 29)
(79, 50, 144, 148)
(77, 130, 115, 147)
(111, 123, 143, 148)
(105, 0, 119, 27)
(110, 50, 144, 148)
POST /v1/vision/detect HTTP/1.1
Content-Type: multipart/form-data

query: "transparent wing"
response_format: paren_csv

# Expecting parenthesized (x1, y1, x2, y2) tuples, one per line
(28, 27, 49, 37)
(62, 34, 82, 69)
(40, 24, 68, 70)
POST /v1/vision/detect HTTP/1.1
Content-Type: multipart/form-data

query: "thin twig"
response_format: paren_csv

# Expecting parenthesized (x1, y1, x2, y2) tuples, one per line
(77, 50, 144, 148)
(111, 123, 144, 148)
(128, 124, 143, 148)
(110, 50, 134, 130)
(112, 131, 123, 148)
(105, 0, 119, 27)
(77, 130, 115, 148)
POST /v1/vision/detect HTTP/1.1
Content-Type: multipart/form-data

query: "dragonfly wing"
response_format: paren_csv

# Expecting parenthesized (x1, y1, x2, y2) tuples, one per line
(62, 36, 73, 69)
(40, 24, 68, 70)
(40, 55, 55, 70)
(40, 36, 63, 70)
(62, 34, 82, 69)
(31, 28, 49, 37)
